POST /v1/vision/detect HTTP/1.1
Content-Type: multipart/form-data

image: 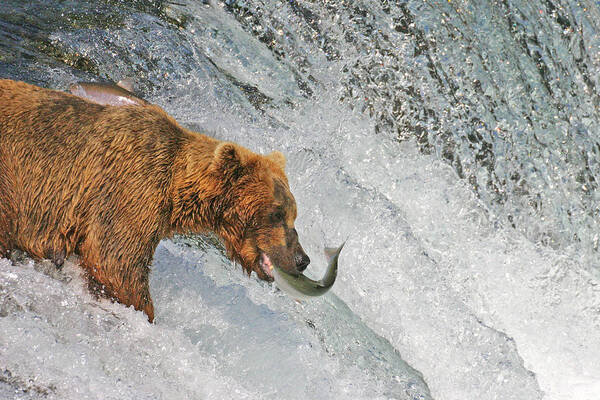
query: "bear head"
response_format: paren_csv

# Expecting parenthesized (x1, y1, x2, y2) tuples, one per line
(198, 142, 310, 281)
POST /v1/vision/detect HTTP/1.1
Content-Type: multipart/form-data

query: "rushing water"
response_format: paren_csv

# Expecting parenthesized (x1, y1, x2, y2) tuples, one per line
(1, 1, 600, 399)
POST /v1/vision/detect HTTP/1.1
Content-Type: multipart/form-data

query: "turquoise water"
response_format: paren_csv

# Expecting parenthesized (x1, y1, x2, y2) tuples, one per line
(1, 1, 599, 399)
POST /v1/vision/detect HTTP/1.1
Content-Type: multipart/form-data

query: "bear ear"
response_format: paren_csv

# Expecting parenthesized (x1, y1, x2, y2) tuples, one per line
(212, 142, 247, 174)
(267, 151, 286, 171)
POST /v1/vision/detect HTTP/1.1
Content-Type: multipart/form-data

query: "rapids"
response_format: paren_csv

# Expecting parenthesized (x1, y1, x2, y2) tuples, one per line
(1, 1, 599, 399)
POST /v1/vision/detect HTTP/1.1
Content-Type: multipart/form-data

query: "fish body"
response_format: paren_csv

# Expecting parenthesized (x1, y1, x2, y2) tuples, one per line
(68, 81, 147, 106)
(271, 242, 345, 300)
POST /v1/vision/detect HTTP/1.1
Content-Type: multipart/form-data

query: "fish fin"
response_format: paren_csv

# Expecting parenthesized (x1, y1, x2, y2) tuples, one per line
(324, 240, 347, 263)
(323, 247, 338, 263)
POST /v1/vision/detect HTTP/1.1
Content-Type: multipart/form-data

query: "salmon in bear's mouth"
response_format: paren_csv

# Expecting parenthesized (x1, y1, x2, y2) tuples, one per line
(259, 242, 345, 300)
(258, 252, 275, 280)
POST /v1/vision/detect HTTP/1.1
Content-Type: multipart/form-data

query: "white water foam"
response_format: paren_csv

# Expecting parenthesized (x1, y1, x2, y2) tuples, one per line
(0, 237, 429, 400)
(276, 96, 600, 400)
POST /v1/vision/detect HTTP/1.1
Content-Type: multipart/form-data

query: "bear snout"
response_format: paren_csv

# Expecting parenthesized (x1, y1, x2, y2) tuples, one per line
(295, 251, 310, 272)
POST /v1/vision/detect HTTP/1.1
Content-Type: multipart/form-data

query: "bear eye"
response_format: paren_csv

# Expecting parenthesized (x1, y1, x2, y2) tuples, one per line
(271, 210, 285, 223)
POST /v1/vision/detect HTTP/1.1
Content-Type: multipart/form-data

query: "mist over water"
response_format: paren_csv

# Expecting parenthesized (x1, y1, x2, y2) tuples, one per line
(1, 1, 599, 399)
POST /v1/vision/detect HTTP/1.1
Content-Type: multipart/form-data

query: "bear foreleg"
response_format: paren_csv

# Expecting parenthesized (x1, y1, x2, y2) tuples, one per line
(83, 260, 155, 323)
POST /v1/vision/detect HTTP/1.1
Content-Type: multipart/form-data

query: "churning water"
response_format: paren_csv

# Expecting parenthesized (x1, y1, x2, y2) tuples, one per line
(1, 1, 599, 399)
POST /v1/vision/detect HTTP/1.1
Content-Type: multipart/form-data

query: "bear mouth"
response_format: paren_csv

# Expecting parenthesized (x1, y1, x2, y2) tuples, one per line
(258, 252, 275, 281)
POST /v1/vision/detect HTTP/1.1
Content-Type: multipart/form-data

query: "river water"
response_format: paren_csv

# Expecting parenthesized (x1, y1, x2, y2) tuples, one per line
(0, 1, 599, 399)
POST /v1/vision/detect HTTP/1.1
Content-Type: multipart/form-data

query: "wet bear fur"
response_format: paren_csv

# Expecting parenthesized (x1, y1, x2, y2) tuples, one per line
(0, 79, 309, 322)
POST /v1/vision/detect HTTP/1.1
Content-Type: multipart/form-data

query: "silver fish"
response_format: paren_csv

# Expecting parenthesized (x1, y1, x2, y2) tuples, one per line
(269, 242, 345, 300)
(68, 81, 148, 106)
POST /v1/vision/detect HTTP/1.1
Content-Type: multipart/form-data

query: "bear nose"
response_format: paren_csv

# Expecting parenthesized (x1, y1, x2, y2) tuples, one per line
(295, 253, 310, 272)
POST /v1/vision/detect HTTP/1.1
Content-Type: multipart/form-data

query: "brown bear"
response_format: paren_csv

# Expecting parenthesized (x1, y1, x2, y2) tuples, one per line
(0, 79, 310, 322)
